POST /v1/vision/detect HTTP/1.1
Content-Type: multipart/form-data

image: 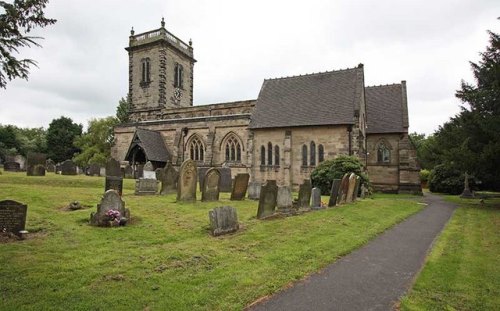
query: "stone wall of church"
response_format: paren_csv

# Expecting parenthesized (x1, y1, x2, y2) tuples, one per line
(130, 46, 161, 111)
(366, 134, 401, 192)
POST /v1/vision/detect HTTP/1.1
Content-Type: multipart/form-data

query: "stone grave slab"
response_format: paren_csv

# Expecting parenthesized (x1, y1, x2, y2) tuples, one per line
(61, 160, 77, 175)
(46, 159, 56, 173)
(346, 173, 357, 203)
(88, 163, 101, 176)
(339, 173, 350, 204)
(230, 173, 250, 200)
(353, 176, 361, 201)
(219, 167, 232, 192)
(4, 161, 20, 172)
(311, 187, 322, 209)
(90, 190, 130, 227)
(298, 179, 312, 208)
(123, 164, 134, 179)
(247, 182, 262, 200)
(328, 179, 341, 207)
(135, 178, 159, 195)
(26, 152, 46, 176)
(143, 161, 156, 179)
(160, 162, 178, 195)
(197, 167, 210, 190)
(177, 159, 197, 202)
(0, 200, 27, 237)
(209, 206, 239, 236)
(202, 168, 220, 202)
(257, 180, 278, 219)
(277, 186, 293, 210)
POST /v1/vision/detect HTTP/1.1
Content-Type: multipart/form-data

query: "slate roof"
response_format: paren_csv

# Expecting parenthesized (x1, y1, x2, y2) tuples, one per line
(126, 128, 170, 162)
(249, 66, 365, 129)
(365, 83, 408, 134)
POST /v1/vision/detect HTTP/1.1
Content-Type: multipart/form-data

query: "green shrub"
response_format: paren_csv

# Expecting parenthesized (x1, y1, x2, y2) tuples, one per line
(311, 155, 369, 195)
(428, 164, 465, 194)
(419, 169, 430, 183)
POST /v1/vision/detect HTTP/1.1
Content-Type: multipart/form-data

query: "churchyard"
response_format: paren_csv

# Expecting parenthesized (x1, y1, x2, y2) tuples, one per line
(0, 169, 423, 310)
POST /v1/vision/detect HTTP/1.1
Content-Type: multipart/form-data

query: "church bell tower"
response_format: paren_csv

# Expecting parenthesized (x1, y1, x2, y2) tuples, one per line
(126, 18, 195, 121)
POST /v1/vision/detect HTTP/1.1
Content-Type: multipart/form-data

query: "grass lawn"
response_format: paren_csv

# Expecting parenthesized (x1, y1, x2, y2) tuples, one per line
(400, 195, 500, 310)
(0, 171, 422, 310)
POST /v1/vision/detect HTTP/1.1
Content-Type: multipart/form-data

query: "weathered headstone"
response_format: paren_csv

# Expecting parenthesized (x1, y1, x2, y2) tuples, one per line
(247, 182, 262, 200)
(123, 164, 134, 179)
(230, 173, 250, 200)
(134, 164, 144, 179)
(135, 178, 159, 195)
(328, 179, 341, 207)
(55, 163, 61, 174)
(460, 172, 474, 198)
(298, 179, 312, 208)
(352, 176, 361, 201)
(105, 158, 123, 195)
(143, 161, 156, 179)
(26, 152, 46, 176)
(11, 155, 26, 171)
(339, 173, 350, 204)
(257, 180, 278, 219)
(155, 168, 164, 180)
(197, 167, 210, 190)
(311, 187, 322, 209)
(90, 190, 130, 227)
(0, 200, 27, 237)
(219, 167, 232, 192)
(46, 159, 55, 173)
(61, 160, 77, 175)
(209, 206, 239, 236)
(202, 168, 220, 201)
(88, 163, 101, 176)
(346, 173, 357, 203)
(277, 186, 293, 210)
(159, 162, 178, 195)
(3, 161, 20, 172)
(177, 159, 197, 202)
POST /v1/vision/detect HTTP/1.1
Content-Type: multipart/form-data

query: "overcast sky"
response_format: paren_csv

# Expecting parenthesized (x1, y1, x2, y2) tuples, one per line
(0, 0, 498, 135)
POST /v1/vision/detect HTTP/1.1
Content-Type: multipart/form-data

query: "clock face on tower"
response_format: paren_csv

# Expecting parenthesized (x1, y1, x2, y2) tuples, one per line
(174, 88, 182, 100)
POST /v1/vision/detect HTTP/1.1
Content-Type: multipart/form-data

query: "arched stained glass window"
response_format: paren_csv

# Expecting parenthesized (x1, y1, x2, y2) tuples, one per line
(318, 144, 325, 163)
(377, 142, 390, 163)
(302, 145, 308, 166)
(260, 146, 265, 166)
(224, 135, 242, 162)
(310, 141, 316, 166)
(189, 136, 204, 161)
(274, 145, 280, 166)
(267, 142, 273, 165)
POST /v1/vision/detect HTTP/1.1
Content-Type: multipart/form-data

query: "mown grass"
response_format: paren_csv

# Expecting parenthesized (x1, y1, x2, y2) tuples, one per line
(0, 171, 422, 310)
(400, 195, 500, 310)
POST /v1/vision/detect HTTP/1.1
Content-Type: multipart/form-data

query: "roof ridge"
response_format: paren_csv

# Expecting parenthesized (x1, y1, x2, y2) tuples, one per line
(264, 65, 362, 81)
(366, 83, 402, 88)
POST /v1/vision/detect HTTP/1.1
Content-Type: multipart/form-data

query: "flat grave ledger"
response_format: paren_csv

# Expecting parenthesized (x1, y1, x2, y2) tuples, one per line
(0, 200, 28, 237)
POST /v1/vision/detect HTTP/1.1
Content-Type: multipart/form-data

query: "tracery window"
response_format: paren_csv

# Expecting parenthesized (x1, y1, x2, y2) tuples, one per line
(318, 144, 325, 163)
(225, 135, 242, 162)
(310, 141, 316, 166)
(377, 142, 390, 163)
(302, 145, 308, 166)
(260, 146, 265, 166)
(189, 136, 204, 161)
(274, 145, 280, 166)
(267, 142, 273, 166)
(141, 58, 151, 84)
(174, 63, 184, 88)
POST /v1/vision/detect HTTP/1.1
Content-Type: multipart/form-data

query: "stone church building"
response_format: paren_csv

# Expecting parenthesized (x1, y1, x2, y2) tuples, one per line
(112, 20, 421, 193)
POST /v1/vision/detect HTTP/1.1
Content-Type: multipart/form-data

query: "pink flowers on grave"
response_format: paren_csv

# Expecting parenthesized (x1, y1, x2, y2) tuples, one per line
(105, 209, 121, 223)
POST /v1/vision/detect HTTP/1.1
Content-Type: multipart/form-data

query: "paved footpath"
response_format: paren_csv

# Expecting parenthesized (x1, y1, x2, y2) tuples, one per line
(249, 193, 457, 311)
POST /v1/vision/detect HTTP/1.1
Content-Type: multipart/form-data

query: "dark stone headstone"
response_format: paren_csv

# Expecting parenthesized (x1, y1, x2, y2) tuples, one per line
(46, 159, 55, 173)
(328, 179, 341, 207)
(123, 164, 134, 179)
(61, 160, 77, 175)
(257, 180, 278, 219)
(177, 159, 197, 202)
(209, 206, 239, 236)
(4, 161, 20, 172)
(219, 167, 232, 192)
(230, 173, 250, 200)
(460, 173, 474, 198)
(160, 162, 178, 195)
(105, 158, 123, 195)
(26, 152, 46, 176)
(277, 186, 293, 210)
(134, 164, 144, 179)
(353, 176, 361, 201)
(202, 168, 221, 202)
(135, 178, 159, 195)
(0, 200, 27, 237)
(155, 168, 164, 180)
(311, 187, 322, 209)
(88, 164, 101, 176)
(247, 182, 262, 200)
(197, 167, 210, 190)
(90, 190, 130, 227)
(298, 179, 312, 208)
(106, 158, 122, 177)
(339, 173, 350, 204)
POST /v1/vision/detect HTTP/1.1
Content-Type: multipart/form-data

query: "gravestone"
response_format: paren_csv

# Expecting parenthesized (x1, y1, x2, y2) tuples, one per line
(159, 162, 178, 195)
(197, 167, 210, 190)
(135, 178, 159, 195)
(155, 168, 164, 180)
(247, 182, 262, 200)
(4, 161, 20, 172)
(61, 160, 77, 175)
(46, 159, 55, 173)
(298, 179, 312, 208)
(339, 173, 350, 204)
(202, 168, 220, 202)
(277, 186, 293, 210)
(209, 206, 239, 236)
(0, 200, 27, 237)
(135, 164, 144, 179)
(230, 173, 250, 200)
(219, 167, 232, 192)
(328, 179, 341, 207)
(460, 172, 474, 198)
(55, 164, 61, 174)
(88, 163, 101, 176)
(311, 187, 322, 209)
(257, 180, 278, 219)
(346, 173, 357, 203)
(353, 176, 361, 201)
(123, 164, 134, 179)
(26, 153, 46, 176)
(105, 158, 123, 195)
(177, 159, 197, 202)
(12, 155, 26, 171)
(90, 190, 130, 227)
(143, 161, 156, 179)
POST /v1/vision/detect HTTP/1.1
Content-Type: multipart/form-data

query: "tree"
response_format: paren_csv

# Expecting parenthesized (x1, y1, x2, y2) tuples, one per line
(46, 116, 82, 163)
(0, 0, 56, 88)
(0, 124, 20, 161)
(409, 132, 439, 170)
(116, 96, 131, 123)
(73, 117, 118, 167)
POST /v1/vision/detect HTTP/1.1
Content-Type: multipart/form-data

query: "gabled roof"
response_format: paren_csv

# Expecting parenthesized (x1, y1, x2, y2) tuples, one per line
(365, 82, 408, 134)
(249, 66, 365, 129)
(125, 128, 170, 162)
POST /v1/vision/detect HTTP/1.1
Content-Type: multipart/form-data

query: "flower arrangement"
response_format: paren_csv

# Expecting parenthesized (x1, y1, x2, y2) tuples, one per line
(105, 209, 121, 225)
